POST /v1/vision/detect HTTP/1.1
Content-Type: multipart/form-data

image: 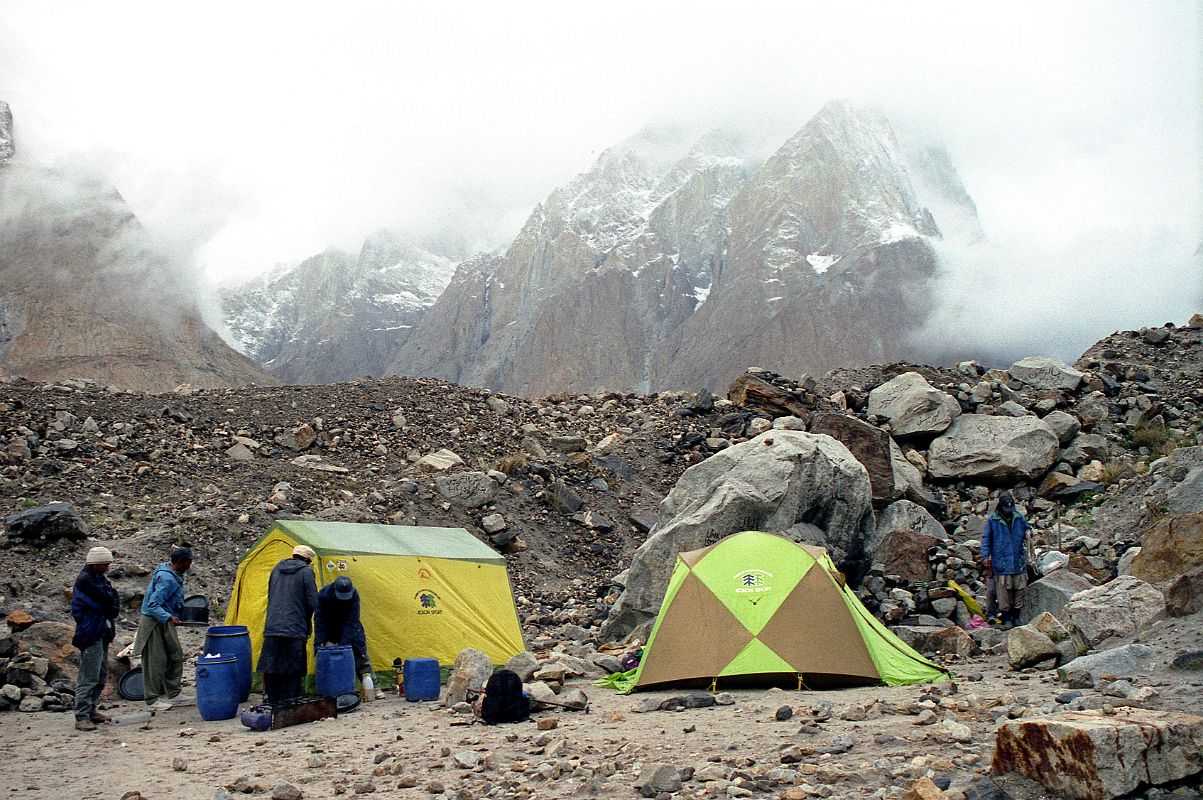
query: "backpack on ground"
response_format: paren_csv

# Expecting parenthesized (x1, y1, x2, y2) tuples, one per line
(480, 669, 529, 725)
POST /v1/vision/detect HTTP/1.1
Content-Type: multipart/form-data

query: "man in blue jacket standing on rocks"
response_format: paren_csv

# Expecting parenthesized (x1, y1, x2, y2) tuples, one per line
(71, 546, 120, 731)
(980, 492, 1032, 630)
(133, 546, 194, 710)
(258, 545, 319, 705)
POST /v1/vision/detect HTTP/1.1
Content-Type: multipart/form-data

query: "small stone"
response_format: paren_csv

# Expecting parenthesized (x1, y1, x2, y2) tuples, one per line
(775, 705, 794, 721)
(172, 757, 188, 772)
(270, 781, 303, 800)
(537, 718, 558, 730)
(6, 610, 35, 631)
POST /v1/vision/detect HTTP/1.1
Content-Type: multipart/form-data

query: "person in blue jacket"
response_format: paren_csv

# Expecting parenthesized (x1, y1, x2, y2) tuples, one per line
(315, 576, 383, 699)
(980, 492, 1032, 629)
(133, 547, 193, 710)
(71, 546, 120, 731)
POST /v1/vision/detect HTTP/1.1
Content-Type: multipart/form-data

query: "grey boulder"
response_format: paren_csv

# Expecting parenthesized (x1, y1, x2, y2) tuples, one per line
(927, 415, 1059, 482)
(602, 430, 873, 640)
(1009, 356, 1085, 391)
(867, 372, 960, 438)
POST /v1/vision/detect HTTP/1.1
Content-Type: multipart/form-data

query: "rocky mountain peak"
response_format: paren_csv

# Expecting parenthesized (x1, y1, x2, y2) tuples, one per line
(732, 98, 937, 273)
(220, 229, 456, 384)
(0, 101, 13, 164)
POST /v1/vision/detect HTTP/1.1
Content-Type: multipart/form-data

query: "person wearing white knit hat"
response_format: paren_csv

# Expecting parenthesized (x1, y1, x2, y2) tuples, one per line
(72, 547, 119, 731)
(258, 543, 319, 704)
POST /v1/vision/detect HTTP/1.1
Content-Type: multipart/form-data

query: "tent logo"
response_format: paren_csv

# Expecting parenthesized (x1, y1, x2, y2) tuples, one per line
(415, 589, 443, 615)
(417, 567, 432, 580)
(734, 569, 773, 594)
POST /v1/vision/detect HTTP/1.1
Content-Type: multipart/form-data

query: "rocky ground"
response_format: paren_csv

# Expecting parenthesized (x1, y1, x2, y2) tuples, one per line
(3, 318, 1203, 799)
(2, 616, 1201, 800)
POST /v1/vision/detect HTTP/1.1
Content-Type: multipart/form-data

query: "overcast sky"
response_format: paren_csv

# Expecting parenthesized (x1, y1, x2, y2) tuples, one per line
(1, 1, 1200, 360)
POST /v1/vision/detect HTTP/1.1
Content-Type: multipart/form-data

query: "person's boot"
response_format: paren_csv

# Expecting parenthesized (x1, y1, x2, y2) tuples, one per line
(75, 719, 97, 731)
(1012, 609, 1024, 628)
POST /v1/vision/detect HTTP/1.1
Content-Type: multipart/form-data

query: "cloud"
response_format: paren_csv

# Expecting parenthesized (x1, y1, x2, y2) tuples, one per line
(0, 1, 1199, 359)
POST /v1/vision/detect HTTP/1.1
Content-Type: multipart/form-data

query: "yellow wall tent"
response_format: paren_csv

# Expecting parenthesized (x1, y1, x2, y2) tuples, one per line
(225, 520, 525, 672)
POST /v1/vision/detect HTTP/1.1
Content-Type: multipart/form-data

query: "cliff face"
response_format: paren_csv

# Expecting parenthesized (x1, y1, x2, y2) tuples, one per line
(221, 231, 457, 383)
(0, 103, 275, 392)
(391, 101, 975, 395)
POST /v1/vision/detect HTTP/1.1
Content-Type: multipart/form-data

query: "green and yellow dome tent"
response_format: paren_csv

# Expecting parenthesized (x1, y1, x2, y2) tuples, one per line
(620, 531, 948, 691)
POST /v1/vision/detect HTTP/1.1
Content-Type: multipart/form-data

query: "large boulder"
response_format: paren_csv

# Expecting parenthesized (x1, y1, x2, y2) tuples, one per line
(808, 413, 901, 507)
(434, 471, 498, 509)
(873, 529, 938, 582)
(1021, 570, 1094, 625)
(1062, 577, 1166, 647)
(1128, 513, 1203, 584)
(992, 709, 1203, 799)
(927, 415, 1059, 482)
(1166, 567, 1203, 617)
(444, 647, 493, 707)
(602, 431, 873, 639)
(4, 503, 90, 543)
(1009, 356, 1085, 392)
(871, 500, 945, 582)
(1061, 434, 1109, 467)
(1042, 410, 1082, 444)
(893, 625, 975, 660)
(1058, 643, 1157, 687)
(1167, 466, 1203, 515)
(875, 500, 945, 542)
(867, 372, 960, 439)
(1006, 625, 1060, 670)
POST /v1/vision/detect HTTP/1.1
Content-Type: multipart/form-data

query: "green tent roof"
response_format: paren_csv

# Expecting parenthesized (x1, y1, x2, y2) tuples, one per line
(263, 520, 505, 563)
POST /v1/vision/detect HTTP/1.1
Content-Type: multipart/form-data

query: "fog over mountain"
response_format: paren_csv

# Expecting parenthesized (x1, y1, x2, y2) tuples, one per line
(1, 2, 1199, 381)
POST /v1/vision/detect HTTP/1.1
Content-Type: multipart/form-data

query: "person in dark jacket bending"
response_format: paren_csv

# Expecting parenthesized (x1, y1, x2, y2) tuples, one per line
(258, 544, 319, 705)
(72, 547, 120, 731)
(315, 576, 384, 699)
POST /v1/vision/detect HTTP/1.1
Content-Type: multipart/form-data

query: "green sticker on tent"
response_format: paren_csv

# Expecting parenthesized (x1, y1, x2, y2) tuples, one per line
(689, 532, 813, 635)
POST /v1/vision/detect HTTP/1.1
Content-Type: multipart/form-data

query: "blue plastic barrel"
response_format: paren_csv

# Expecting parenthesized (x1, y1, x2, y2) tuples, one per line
(204, 625, 252, 702)
(403, 657, 440, 702)
(196, 655, 239, 721)
(316, 645, 356, 698)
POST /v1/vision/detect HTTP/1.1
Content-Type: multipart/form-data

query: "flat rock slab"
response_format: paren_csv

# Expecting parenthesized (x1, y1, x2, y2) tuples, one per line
(992, 709, 1203, 799)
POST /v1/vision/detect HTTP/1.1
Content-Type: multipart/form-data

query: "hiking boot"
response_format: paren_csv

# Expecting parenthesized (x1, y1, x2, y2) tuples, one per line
(374, 687, 386, 701)
(168, 692, 196, 707)
(75, 719, 97, 731)
(149, 699, 173, 711)
(90, 712, 111, 723)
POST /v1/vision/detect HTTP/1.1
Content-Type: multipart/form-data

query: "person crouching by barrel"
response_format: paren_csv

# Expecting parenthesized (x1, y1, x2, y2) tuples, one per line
(315, 576, 385, 700)
(258, 545, 318, 706)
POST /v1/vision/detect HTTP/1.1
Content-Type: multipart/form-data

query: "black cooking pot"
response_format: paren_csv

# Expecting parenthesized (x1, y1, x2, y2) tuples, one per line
(178, 595, 209, 624)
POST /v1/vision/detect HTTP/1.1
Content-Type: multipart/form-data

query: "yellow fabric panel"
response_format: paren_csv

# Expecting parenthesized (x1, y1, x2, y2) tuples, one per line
(316, 554, 524, 669)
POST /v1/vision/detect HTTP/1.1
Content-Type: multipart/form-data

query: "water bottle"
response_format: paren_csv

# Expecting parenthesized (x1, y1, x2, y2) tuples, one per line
(362, 675, 375, 703)
(114, 711, 154, 725)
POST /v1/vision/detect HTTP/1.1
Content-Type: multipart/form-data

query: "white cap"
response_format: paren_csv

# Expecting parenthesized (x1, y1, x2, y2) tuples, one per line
(292, 544, 316, 562)
(86, 546, 114, 565)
